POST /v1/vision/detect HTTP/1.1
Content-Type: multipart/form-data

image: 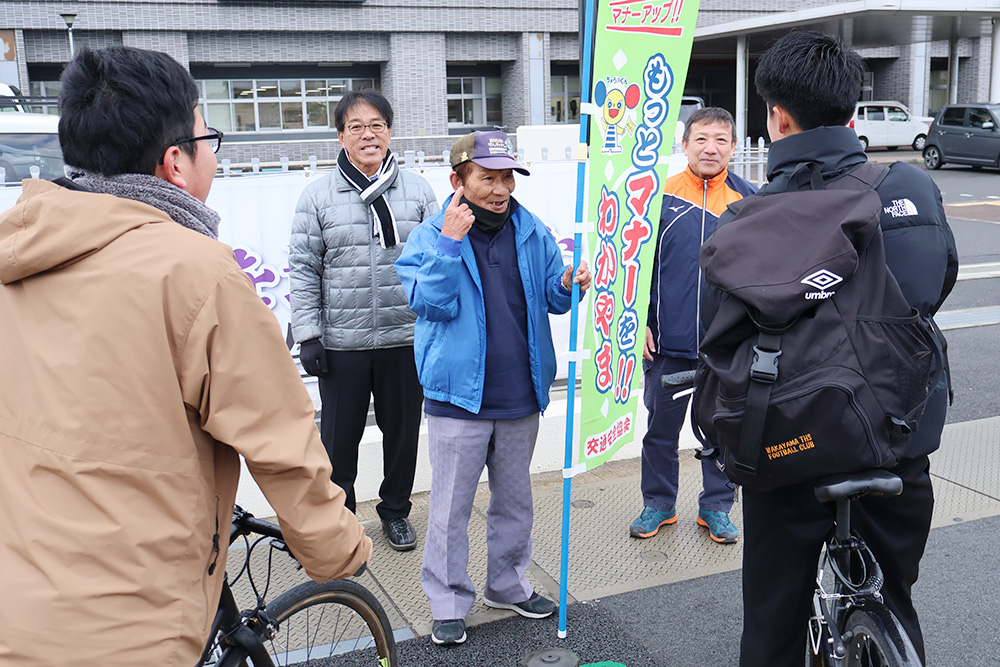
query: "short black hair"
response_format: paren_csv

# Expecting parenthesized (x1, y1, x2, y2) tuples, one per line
(333, 89, 394, 132)
(754, 31, 865, 130)
(683, 107, 737, 143)
(58, 47, 199, 176)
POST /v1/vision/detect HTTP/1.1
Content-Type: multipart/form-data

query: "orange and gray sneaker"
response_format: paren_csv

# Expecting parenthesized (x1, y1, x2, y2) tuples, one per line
(629, 506, 677, 538)
(697, 508, 739, 544)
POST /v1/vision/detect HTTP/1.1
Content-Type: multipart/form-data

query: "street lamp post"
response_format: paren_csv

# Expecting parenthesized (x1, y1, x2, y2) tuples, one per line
(60, 13, 77, 58)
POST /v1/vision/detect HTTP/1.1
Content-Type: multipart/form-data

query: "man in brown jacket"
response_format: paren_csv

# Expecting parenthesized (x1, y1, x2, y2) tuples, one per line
(0, 47, 371, 667)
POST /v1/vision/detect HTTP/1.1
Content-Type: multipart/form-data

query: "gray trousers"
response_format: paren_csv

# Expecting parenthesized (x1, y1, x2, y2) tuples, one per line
(421, 413, 539, 621)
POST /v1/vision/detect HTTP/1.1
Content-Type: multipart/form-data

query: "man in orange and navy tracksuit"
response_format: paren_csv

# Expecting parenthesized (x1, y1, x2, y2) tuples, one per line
(629, 107, 757, 544)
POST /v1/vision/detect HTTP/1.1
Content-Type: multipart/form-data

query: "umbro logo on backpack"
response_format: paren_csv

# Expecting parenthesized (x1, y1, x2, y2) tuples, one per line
(801, 269, 843, 300)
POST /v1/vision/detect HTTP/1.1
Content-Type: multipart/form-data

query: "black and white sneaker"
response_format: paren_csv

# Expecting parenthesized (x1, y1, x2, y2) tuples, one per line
(431, 619, 467, 645)
(381, 517, 416, 551)
(483, 592, 556, 619)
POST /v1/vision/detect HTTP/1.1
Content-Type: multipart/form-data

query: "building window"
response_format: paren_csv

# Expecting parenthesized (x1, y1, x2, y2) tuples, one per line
(551, 75, 580, 123)
(196, 77, 378, 134)
(446, 76, 502, 129)
(27, 80, 60, 115)
(859, 71, 874, 102)
(929, 58, 949, 117)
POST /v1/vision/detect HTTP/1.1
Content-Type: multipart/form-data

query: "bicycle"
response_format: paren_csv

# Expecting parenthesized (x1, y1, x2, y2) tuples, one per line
(807, 470, 921, 667)
(197, 505, 397, 667)
(659, 371, 921, 667)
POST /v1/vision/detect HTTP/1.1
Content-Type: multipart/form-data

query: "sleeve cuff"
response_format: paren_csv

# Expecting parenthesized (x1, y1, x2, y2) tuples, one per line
(435, 234, 462, 257)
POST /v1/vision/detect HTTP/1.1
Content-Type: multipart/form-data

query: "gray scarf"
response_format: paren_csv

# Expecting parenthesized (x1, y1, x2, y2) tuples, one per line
(70, 170, 221, 239)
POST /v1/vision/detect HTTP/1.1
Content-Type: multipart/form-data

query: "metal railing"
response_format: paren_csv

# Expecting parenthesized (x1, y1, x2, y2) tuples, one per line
(214, 140, 770, 179)
(729, 136, 769, 186)
(0, 95, 60, 115)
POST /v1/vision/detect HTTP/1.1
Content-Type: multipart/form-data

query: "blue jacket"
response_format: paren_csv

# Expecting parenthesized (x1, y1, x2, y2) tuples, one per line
(394, 195, 572, 414)
(648, 167, 756, 358)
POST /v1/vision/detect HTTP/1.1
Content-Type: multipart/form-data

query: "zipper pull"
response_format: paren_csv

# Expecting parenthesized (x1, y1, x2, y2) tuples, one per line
(208, 533, 220, 575)
(208, 496, 221, 575)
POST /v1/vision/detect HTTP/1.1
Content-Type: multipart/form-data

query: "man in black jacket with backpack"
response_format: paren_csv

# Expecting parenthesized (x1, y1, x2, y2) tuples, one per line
(710, 31, 958, 666)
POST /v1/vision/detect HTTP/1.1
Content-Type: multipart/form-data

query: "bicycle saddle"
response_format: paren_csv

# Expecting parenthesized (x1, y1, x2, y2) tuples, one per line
(813, 469, 903, 503)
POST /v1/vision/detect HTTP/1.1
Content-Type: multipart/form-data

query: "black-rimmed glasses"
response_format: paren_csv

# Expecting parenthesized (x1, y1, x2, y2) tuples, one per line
(173, 128, 224, 154)
(344, 122, 388, 135)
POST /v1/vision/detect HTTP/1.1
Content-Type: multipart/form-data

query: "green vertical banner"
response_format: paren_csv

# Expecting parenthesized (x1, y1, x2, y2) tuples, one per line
(578, 0, 700, 469)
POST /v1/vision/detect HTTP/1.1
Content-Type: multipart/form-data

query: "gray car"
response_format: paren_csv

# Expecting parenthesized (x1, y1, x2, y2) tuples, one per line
(923, 103, 1000, 170)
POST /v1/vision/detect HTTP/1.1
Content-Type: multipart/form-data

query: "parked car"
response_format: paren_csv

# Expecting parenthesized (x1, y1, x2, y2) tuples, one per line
(0, 83, 29, 113)
(849, 101, 933, 151)
(0, 112, 65, 184)
(923, 103, 1000, 170)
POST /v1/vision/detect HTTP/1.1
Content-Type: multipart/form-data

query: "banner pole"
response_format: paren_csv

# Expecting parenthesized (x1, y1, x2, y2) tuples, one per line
(558, 0, 597, 640)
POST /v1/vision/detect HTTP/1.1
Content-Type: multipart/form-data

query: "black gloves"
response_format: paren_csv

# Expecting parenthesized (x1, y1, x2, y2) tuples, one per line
(298, 339, 328, 377)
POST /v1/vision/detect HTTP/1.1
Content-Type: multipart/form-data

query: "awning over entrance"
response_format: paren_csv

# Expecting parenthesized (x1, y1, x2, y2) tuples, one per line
(693, 0, 999, 57)
(688, 0, 1000, 139)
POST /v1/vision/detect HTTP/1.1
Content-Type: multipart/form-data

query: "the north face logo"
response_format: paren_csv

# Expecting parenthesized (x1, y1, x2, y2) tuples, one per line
(884, 198, 919, 218)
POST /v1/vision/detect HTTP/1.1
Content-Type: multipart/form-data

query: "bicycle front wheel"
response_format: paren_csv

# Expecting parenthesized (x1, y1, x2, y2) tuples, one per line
(263, 579, 396, 666)
(842, 602, 920, 667)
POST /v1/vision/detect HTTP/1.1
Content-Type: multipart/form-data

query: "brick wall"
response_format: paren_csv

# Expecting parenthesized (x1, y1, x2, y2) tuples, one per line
(958, 37, 992, 104)
(23, 30, 122, 62)
(384, 32, 447, 137)
(123, 31, 189, 69)
(188, 32, 389, 64)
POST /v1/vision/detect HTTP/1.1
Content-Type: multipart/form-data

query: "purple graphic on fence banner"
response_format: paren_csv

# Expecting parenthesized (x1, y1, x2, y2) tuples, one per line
(233, 246, 284, 309)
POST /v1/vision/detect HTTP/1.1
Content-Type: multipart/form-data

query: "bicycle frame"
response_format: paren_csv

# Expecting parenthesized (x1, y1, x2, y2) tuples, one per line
(809, 495, 887, 663)
(807, 469, 913, 666)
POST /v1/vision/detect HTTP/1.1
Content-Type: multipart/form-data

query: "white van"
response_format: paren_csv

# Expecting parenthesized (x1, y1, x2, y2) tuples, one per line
(0, 112, 65, 184)
(0, 82, 28, 113)
(850, 101, 933, 151)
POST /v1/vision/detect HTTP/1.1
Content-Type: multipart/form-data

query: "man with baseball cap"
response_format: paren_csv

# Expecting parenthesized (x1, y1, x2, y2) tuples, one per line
(396, 130, 591, 646)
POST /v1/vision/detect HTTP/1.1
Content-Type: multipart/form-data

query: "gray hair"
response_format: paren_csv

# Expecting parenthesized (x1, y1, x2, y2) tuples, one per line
(683, 107, 737, 143)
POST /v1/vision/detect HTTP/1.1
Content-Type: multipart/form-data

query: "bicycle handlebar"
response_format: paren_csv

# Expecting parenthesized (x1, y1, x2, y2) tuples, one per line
(230, 504, 283, 545)
(660, 370, 696, 389)
(229, 505, 367, 577)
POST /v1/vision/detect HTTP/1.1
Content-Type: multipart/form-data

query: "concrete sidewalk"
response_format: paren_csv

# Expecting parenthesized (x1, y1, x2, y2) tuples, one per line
(228, 414, 1000, 656)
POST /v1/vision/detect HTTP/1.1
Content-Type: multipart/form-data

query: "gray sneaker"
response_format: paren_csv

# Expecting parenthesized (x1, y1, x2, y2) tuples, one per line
(484, 592, 556, 619)
(431, 619, 467, 645)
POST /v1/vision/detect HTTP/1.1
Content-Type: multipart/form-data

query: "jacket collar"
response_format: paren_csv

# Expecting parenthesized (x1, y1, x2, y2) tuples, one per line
(765, 126, 867, 190)
(680, 165, 730, 192)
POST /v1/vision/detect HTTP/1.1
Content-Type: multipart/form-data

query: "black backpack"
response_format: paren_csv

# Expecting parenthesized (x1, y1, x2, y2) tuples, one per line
(692, 161, 942, 492)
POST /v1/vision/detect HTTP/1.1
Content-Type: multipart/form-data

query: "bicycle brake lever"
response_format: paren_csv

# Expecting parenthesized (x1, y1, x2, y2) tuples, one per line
(695, 444, 719, 460)
(271, 539, 304, 570)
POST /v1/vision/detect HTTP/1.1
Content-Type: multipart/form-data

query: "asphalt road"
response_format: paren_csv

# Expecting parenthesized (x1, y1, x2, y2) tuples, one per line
(390, 516, 1000, 666)
(931, 165, 1000, 424)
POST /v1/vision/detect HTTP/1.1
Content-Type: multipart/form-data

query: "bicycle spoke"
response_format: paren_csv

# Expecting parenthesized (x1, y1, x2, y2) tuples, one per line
(266, 593, 386, 665)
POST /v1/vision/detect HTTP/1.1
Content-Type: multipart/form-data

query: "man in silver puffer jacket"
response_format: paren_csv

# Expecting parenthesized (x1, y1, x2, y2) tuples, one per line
(289, 88, 439, 551)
